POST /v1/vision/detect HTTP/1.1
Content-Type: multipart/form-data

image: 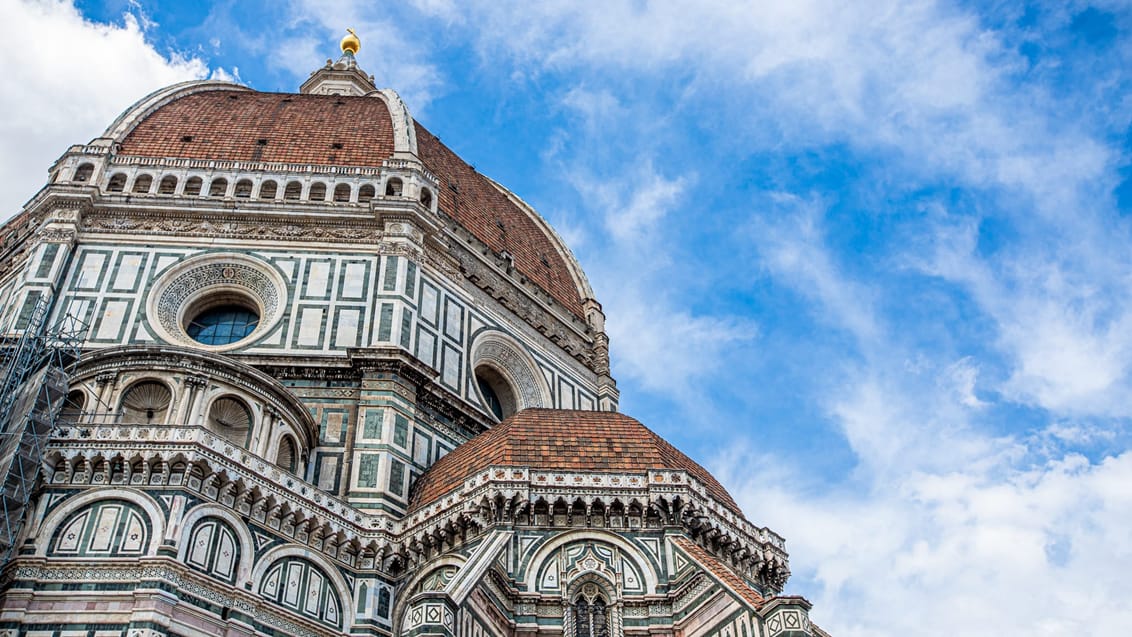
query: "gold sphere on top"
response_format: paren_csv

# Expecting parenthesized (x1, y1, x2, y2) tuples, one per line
(340, 28, 360, 55)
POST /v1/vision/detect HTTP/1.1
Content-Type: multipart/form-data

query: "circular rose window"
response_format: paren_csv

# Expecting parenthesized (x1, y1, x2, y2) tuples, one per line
(147, 253, 286, 352)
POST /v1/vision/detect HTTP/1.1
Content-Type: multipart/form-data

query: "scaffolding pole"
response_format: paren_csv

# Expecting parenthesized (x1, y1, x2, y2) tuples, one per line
(0, 296, 84, 568)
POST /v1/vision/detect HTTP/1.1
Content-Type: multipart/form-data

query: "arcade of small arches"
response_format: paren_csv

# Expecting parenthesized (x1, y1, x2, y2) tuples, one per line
(60, 347, 315, 475)
(467, 492, 789, 593)
(70, 160, 437, 210)
(35, 492, 350, 631)
(26, 486, 678, 636)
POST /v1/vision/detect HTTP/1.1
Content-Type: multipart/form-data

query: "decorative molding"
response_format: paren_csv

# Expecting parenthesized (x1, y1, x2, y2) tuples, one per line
(81, 212, 382, 244)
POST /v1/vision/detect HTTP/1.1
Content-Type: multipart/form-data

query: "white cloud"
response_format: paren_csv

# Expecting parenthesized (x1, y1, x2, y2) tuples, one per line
(751, 194, 881, 344)
(605, 288, 755, 397)
(945, 356, 986, 408)
(0, 0, 211, 219)
(718, 443, 1132, 637)
(566, 161, 755, 397)
(586, 164, 690, 244)
(919, 216, 1132, 416)
(723, 193, 1132, 634)
(278, 0, 445, 110)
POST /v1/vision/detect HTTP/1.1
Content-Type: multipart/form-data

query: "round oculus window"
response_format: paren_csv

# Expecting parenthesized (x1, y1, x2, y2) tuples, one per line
(186, 304, 260, 346)
(146, 253, 287, 352)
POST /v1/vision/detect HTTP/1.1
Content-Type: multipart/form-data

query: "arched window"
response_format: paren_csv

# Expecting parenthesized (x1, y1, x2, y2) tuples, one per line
(259, 557, 342, 628)
(259, 180, 278, 199)
(573, 595, 609, 637)
(419, 187, 433, 209)
(120, 381, 172, 424)
(60, 389, 85, 423)
(132, 174, 153, 194)
(333, 183, 351, 202)
(276, 436, 298, 473)
(234, 179, 253, 198)
(358, 184, 375, 203)
(208, 177, 228, 197)
(384, 178, 403, 197)
(474, 365, 516, 421)
(308, 182, 327, 201)
(106, 173, 127, 192)
(186, 303, 259, 346)
(158, 175, 178, 194)
(73, 163, 94, 182)
(184, 176, 203, 196)
(208, 397, 252, 446)
(184, 518, 240, 583)
(50, 500, 149, 557)
(356, 582, 368, 614)
(284, 181, 302, 200)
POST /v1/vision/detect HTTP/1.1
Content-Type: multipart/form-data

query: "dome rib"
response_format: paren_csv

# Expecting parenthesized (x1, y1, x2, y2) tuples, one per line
(409, 409, 742, 515)
(415, 124, 587, 318)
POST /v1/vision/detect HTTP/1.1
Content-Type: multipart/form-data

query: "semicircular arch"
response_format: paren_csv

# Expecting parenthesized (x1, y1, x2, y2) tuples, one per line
(251, 544, 353, 626)
(469, 330, 551, 418)
(522, 530, 658, 595)
(176, 504, 256, 586)
(35, 487, 165, 557)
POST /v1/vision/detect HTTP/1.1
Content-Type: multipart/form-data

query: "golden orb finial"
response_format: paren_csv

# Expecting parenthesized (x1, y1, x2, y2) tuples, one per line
(340, 28, 360, 55)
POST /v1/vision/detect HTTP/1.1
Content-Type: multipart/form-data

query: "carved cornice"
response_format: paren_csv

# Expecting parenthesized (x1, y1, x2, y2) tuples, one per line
(80, 210, 382, 244)
(348, 347, 439, 385)
(404, 464, 790, 594)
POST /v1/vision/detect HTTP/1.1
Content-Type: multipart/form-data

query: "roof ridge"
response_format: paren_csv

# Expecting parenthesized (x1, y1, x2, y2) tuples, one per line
(672, 536, 765, 610)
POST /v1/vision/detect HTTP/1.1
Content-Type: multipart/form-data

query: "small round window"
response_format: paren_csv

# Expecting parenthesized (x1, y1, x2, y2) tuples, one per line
(186, 304, 260, 346)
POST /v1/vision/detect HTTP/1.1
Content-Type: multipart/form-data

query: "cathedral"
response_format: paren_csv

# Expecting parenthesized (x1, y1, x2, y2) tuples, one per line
(0, 32, 827, 637)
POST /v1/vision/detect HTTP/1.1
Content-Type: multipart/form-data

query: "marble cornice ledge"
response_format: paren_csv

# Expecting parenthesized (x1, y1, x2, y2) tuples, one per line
(2, 557, 333, 637)
(404, 464, 790, 588)
(79, 208, 383, 243)
(46, 425, 397, 549)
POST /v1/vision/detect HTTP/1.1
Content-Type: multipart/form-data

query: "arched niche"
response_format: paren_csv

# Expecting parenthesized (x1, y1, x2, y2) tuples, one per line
(469, 330, 550, 421)
(251, 545, 354, 630)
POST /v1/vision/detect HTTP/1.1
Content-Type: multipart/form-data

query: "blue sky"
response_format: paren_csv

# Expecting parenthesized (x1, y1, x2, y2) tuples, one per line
(3, 1, 1132, 635)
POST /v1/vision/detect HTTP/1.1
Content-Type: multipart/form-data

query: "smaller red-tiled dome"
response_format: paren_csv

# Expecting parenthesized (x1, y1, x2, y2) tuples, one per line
(409, 409, 742, 515)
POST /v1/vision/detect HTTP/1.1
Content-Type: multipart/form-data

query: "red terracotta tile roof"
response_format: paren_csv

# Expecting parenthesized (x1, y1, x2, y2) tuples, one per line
(672, 536, 765, 610)
(409, 409, 742, 514)
(120, 91, 396, 166)
(115, 89, 587, 318)
(414, 123, 585, 318)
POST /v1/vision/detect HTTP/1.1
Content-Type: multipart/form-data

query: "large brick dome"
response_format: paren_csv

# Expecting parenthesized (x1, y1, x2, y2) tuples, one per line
(108, 84, 590, 319)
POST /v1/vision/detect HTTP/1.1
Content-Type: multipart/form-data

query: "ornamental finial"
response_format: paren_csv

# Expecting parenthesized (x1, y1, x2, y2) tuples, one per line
(341, 28, 360, 55)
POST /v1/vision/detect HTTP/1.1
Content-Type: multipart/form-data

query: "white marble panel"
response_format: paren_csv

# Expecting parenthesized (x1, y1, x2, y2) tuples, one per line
(306, 260, 331, 298)
(94, 300, 129, 340)
(75, 252, 106, 290)
(296, 307, 324, 347)
(112, 253, 143, 290)
(335, 308, 360, 348)
(342, 261, 366, 298)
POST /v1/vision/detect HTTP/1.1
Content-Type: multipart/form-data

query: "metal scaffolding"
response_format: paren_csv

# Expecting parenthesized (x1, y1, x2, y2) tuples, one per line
(0, 295, 84, 568)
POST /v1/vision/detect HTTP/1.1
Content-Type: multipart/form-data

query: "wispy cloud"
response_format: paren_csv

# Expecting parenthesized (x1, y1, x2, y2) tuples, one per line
(0, 0, 212, 218)
(14, 2, 1132, 635)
